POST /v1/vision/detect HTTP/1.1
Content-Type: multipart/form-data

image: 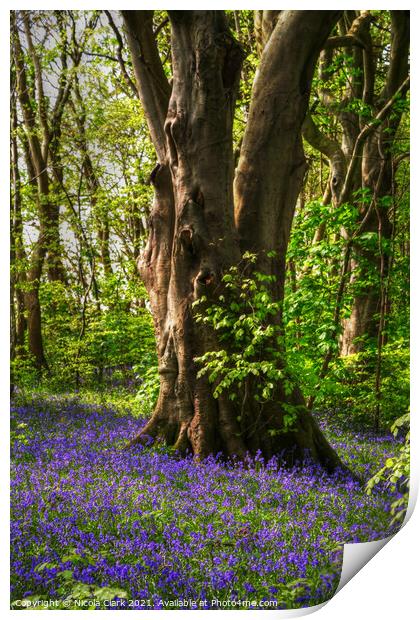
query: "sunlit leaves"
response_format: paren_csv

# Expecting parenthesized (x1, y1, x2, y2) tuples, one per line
(194, 253, 289, 408)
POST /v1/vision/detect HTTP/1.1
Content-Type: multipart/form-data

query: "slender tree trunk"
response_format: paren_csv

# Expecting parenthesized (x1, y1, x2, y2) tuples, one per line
(10, 87, 27, 359)
(21, 10, 68, 285)
(11, 12, 62, 369)
(123, 10, 347, 471)
(44, 200, 67, 284)
(72, 75, 113, 276)
(342, 12, 409, 354)
(25, 272, 48, 370)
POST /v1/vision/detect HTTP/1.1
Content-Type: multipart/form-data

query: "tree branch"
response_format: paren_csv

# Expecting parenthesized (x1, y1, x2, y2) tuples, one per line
(234, 10, 342, 267)
(323, 34, 365, 50)
(121, 10, 171, 163)
(22, 12, 50, 156)
(254, 10, 280, 56)
(318, 11, 374, 148)
(381, 11, 410, 103)
(11, 12, 46, 182)
(302, 113, 346, 202)
(104, 10, 138, 99)
(340, 75, 410, 203)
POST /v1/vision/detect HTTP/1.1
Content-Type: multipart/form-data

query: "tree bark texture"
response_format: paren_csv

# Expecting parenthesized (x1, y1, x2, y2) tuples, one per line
(123, 10, 346, 471)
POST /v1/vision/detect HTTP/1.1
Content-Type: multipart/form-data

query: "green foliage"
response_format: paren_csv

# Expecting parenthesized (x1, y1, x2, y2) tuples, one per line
(13, 278, 156, 394)
(11, 11, 159, 398)
(285, 190, 409, 430)
(366, 412, 410, 525)
(193, 253, 298, 429)
(311, 344, 409, 429)
(11, 355, 41, 390)
(12, 560, 129, 610)
(134, 359, 160, 415)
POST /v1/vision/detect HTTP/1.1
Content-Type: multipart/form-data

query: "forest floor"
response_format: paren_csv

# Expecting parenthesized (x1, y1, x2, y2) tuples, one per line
(11, 394, 405, 610)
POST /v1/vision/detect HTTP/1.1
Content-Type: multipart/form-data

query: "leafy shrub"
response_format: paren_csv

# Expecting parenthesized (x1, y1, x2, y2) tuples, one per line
(366, 412, 410, 525)
(13, 278, 156, 394)
(11, 355, 42, 390)
(314, 343, 409, 430)
(193, 252, 300, 431)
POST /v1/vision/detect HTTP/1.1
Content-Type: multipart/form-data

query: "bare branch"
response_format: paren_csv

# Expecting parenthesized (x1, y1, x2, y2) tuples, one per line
(154, 17, 169, 37)
(104, 10, 138, 99)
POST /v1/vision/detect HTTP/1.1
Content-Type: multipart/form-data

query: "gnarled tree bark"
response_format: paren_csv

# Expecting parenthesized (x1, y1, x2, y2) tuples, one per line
(122, 10, 347, 472)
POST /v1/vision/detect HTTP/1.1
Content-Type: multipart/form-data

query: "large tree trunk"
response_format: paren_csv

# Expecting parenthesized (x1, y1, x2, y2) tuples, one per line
(123, 10, 346, 471)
